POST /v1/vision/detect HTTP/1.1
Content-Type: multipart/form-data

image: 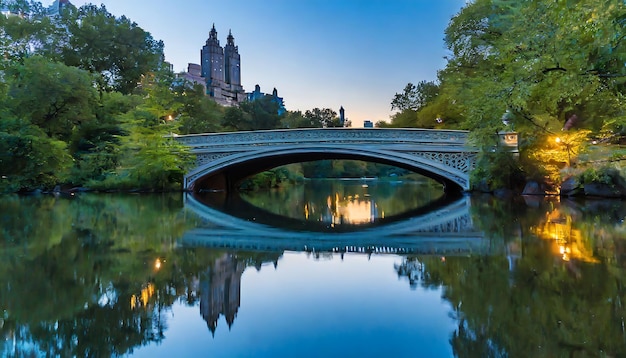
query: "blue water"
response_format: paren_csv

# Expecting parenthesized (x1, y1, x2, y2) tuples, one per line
(130, 252, 456, 357)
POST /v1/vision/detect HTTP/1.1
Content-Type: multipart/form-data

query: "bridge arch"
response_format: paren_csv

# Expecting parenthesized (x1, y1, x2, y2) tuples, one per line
(174, 128, 518, 192)
(187, 145, 469, 192)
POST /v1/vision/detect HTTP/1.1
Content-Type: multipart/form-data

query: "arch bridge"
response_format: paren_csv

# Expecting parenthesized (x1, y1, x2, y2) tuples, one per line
(174, 128, 518, 192)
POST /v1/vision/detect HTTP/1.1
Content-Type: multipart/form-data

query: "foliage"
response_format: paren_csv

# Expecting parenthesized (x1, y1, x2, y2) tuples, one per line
(88, 118, 194, 191)
(391, 81, 439, 112)
(470, 150, 524, 191)
(303, 107, 344, 128)
(0, 1, 198, 192)
(4, 56, 97, 141)
(56, 4, 165, 94)
(410, 0, 626, 186)
(526, 129, 591, 183)
(579, 165, 626, 188)
(221, 95, 281, 131)
(0, 118, 72, 192)
(281, 110, 312, 128)
(174, 81, 223, 134)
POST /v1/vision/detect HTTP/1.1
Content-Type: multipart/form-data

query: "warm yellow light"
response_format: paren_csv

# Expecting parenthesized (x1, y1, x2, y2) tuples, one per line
(155, 258, 162, 270)
(555, 137, 561, 143)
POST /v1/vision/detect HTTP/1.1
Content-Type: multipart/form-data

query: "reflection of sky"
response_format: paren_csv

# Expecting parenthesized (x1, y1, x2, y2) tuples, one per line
(131, 253, 456, 357)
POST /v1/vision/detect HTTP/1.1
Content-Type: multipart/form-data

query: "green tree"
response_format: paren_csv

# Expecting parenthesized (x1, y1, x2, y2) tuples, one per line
(57, 4, 164, 94)
(174, 81, 224, 134)
(0, 118, 72, 192)
(438, 0, 625, 186)
(222, 105, 253, 131)
(442, 0, 625, 141)
(303, 108, 343, 128)
(385, 81, 457, 129)
(281, 110, 314, 129)
(223, 95, 281, 131)
(4, 56, 97, 141)
(0, 4, 55, 62)
(391, 81, 439, 112)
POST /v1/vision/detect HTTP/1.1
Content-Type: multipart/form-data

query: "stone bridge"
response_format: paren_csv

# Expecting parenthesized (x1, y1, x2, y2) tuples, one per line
(174, 128, 518, 192)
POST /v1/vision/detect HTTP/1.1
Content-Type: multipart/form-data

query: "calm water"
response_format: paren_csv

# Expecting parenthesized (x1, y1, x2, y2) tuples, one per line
(2, 180, 626, 357)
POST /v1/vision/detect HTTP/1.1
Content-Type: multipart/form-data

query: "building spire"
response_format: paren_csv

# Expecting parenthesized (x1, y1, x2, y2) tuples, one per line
(227, 29, 235, 46)
(209, 23, 218, 40)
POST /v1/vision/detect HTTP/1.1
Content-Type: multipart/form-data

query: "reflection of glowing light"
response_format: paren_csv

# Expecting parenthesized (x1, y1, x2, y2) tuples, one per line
(130, 283, 156, 310)
(535, 209, 599, 263)
(333, 199, 374, 224)
(308, 189, 387, 225)
(155, 258, 162, 270)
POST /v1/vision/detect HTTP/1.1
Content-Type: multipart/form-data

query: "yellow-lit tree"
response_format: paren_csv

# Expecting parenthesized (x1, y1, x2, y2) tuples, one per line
(527, 129, 591, 183)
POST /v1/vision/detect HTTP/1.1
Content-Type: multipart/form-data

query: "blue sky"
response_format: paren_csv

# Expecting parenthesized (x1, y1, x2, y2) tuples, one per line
(52, 0, 466, 127)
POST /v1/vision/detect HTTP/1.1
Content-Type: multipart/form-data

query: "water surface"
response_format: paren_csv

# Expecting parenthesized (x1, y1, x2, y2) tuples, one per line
(1, 181, 626, 357)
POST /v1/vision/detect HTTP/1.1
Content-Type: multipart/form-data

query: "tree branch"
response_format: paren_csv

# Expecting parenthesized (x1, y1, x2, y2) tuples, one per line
(542, 67, 567, 74)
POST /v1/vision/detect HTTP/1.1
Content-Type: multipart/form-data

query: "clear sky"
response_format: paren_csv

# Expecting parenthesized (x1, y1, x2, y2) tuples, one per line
(48, 0, 467, 127)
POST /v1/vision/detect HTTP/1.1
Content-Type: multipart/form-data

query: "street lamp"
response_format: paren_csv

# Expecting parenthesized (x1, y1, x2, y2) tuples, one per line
(555, 137, 572, 166)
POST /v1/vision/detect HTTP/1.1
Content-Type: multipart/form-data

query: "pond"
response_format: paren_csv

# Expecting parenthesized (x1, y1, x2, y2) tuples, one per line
(1, 179, 626, 357)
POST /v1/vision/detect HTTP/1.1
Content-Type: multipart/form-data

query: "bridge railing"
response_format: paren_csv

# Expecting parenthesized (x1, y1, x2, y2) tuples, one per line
(173, 128, 473, 148)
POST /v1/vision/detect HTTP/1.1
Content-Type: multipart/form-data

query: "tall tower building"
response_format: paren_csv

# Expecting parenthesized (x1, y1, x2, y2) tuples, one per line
(224, 30, 241, 86)
(192, 24, 245, 106)
(201, 25, 225, 91)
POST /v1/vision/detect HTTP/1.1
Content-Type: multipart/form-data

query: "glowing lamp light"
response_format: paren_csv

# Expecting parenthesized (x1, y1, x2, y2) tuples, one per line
(155, 258, 162, 270)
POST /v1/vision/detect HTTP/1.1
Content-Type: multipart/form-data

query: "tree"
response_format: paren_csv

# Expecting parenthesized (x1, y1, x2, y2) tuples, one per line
(5, 56, 97, 141)
(223, 96, 281, 131)
(174, 81, 224, 134)
(57, 4, 164, 94)
(281, 110, 314, 129)
(386, 81, 453, 129)
(0, 118, 72, 192)
(442, 0, 625, 139)
(303, 108, 343, 128)
(222, 105, 253, 131)
(391, 81, 439, 112)
(439, 0, 625, 184)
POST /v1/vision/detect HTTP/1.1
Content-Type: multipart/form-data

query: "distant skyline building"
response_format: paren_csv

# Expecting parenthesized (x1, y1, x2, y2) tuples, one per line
(182, 24, 246, 106)
(182, 24, 287, 111)
(339, 106, 345, 126)
(247, 85, 286, 115)
(47, 0, 71, 16)
(3, 0, 71, 18)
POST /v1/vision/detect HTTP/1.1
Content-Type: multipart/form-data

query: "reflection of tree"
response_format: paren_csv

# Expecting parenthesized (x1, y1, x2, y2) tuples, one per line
(395, 198, 626, 357)
(0, 193, 284, 356)
(0, 194, 192, 356)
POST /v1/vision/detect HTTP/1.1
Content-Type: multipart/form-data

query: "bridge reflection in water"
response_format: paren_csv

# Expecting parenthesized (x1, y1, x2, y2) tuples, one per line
(181, 193, 490, 256)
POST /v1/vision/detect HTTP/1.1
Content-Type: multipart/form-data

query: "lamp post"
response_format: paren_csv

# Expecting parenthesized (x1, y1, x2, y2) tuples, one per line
(555, 137, 572, 167)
